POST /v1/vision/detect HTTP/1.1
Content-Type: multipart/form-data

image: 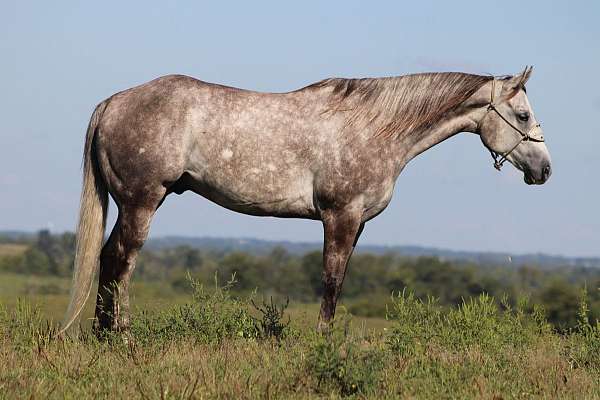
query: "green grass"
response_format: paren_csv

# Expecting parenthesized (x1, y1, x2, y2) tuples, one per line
(0, 272, 188, 327)
(0, 271, 391, 332)
(1, 276, 599, 399)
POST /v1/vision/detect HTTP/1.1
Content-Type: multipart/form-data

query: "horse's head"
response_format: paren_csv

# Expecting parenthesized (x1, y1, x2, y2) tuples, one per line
(478, 67, 551, 185)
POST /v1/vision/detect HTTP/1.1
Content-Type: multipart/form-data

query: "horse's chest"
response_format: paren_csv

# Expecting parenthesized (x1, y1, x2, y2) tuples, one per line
(362, 181, 395, 221)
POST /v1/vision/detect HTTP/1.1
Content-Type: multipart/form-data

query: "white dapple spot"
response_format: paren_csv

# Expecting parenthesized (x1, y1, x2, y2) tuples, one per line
(221, 149, 233, 160)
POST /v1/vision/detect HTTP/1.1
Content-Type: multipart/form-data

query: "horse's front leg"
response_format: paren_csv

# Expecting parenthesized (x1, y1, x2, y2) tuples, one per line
(317, 206, 364, 332)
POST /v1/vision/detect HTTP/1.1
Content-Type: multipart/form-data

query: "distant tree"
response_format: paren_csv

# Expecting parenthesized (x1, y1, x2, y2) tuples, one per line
(59, 232, 76, 254)
(21, 247, 52, 275)
(518, 265, 543, 290)
(183, 247, 203, 270)
(269, 246, 290, 266)
(538, 280, 581, 330)
(218, 252, 261, 290)
(302, 251, 323, 297)
(36, 230, 54, 254)
(36, 229, 59, 273)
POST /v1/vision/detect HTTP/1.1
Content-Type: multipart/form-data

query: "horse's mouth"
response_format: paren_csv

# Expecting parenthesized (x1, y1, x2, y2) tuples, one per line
(524, 173, 535, 185)
(524, 172, 544, 185)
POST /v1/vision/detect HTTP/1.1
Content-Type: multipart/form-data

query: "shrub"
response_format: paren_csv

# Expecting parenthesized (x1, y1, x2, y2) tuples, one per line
(566, 288, 600, 371)
(130, 274, 258, 344)
(251, 296, 290, 342)
(305, 316, 384, 396)
(386, 290, 550, 356)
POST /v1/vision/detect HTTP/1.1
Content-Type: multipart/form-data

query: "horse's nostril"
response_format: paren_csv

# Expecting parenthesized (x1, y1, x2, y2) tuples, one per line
(542, 164, 552, 180)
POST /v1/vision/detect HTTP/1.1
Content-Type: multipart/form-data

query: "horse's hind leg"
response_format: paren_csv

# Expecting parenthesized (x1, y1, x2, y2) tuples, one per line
(94, 204, 157, 334)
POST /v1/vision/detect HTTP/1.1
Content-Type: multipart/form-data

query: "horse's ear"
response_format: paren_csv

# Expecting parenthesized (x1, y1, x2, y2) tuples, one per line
(501, 66, 533, 98)
(520, 65, 533, 85)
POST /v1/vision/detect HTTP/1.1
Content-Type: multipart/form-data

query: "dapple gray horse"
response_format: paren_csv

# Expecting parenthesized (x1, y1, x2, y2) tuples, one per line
(61, 67, 551, 334)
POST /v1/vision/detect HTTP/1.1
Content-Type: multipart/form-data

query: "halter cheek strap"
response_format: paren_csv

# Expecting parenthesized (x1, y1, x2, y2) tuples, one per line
(485, 79, 544, 171)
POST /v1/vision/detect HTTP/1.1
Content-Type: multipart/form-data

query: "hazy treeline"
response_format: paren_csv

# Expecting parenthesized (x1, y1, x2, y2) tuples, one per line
(1, 230, 599, 330)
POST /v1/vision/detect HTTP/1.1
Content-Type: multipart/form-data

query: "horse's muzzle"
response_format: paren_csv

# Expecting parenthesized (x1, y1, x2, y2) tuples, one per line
(524, 163, 552, 185)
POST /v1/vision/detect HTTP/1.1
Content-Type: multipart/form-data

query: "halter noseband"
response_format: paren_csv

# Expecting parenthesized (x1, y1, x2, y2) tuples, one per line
(485, 79, 544, 171)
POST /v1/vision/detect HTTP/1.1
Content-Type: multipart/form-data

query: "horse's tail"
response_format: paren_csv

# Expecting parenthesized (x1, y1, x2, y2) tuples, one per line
(60, 101, 109, 335)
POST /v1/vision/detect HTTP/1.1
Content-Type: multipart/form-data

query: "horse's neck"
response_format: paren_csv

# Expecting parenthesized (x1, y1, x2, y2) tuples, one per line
(392, 109, 478, 168)
(350, 74, 492, 172)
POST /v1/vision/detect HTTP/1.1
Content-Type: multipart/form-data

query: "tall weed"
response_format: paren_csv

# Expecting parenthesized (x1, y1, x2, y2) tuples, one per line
(305, 314, 385, 396)
(129, 274, 258, 344)
(387, 290, 550, 356)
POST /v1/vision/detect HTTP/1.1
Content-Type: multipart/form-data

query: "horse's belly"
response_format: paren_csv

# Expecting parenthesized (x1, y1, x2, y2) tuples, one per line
(182, 164, 318, 219)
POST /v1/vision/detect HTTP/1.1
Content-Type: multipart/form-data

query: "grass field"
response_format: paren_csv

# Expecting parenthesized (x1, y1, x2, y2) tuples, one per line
(0, 244, 28, 257)
(0, 271, 390, 333)
(1, 272, 599, 399)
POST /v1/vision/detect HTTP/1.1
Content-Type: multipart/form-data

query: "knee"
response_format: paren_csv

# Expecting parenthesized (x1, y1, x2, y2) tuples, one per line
(321, 272, 343, 292)
(126, 234, 146, 252)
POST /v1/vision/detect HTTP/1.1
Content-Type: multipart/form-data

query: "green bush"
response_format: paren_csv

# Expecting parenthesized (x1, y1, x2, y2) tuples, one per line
(386, 290, 550, 356)
(305, 316, 384, 396)
(130, 274, 258, 344)
(251, 296, 291, 342)
(566, 288, 600, 371)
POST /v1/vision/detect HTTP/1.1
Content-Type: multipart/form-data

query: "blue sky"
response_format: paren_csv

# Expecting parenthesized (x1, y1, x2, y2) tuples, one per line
(1, 1, 599, 256)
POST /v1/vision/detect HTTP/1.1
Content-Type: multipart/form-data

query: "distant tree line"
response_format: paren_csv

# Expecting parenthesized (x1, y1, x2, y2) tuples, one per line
(1, 230, 599, 330)
(0, 230, 75, 276)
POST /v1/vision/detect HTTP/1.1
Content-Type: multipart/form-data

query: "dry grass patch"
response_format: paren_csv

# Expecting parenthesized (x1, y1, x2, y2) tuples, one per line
(0, 244, 28, 257)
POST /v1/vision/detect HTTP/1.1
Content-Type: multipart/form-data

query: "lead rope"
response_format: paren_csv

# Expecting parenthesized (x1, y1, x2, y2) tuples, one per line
(485, 78, 543, 171)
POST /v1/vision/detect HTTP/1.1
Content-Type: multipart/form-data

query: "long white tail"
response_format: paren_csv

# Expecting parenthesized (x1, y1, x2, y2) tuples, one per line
(60, 101, 109, 335)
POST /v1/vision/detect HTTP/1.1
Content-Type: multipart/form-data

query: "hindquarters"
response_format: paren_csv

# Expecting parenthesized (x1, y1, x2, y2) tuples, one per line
(65, 76, 191, 333)
(94, 76, 192, 207)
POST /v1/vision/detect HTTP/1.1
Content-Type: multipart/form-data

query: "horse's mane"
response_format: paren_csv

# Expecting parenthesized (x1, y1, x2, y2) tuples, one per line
(306, 72, 494, 139)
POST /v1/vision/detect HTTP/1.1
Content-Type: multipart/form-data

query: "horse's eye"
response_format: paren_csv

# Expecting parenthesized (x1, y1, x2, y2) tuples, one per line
(517, 112, 530, 122)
